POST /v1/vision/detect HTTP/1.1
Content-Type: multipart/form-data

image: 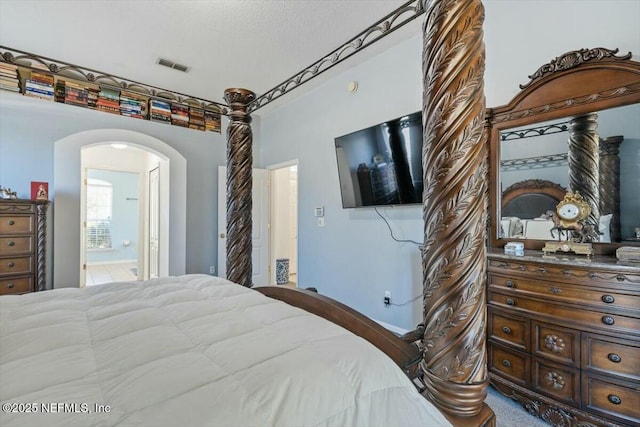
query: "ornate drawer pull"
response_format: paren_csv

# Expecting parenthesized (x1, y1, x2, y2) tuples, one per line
(7, 262, 15, 268)
(506, 298, 515, 306)
(608, 353, 622, 363)
(518, 265, 526, 271)
(601, 295, 615, 304)
(608, 395, 622, 405)
(7, 283, 14, 289)
(7, 241, 15, 247)
(548, 287, 562, 294)
(562, 270, 572, 276)
(544, 371, 565, 390)
(505, 280, 515, 288)
(538, 267, 546, 273)
(8, 220, 15, 225)
(615, 275, 625, 282)
(502, 359, 511, 368)
(601, 316, 615, 325)
(502, 326, 512, 334)
(544, 335, 566, 353)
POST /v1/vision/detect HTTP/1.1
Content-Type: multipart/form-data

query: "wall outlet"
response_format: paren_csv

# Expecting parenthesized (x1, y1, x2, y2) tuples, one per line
(384, 291, 391, 306)
(209, 266, 216, 275)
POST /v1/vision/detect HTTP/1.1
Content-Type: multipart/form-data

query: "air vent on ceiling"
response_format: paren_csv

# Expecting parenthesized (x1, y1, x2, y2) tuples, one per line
(157, 58, 190, 73)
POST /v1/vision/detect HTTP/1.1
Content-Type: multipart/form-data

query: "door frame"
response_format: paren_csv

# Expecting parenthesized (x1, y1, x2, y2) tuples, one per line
(80, 167, 145, 286)
(267, 159, 299, 286)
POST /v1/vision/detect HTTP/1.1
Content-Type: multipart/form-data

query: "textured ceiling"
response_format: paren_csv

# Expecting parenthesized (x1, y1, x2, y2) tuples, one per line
(0, 0, 420, 114)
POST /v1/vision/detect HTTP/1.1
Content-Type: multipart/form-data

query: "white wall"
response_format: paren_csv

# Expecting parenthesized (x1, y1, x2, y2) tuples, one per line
(258, 0, 640, 329)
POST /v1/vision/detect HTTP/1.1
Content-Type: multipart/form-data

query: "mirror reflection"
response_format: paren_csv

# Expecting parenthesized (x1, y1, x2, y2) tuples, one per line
(498, 103, 640, 243)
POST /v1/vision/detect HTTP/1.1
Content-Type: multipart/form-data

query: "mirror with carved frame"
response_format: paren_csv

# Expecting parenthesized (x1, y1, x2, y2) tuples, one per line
(487, 48, 640, 255)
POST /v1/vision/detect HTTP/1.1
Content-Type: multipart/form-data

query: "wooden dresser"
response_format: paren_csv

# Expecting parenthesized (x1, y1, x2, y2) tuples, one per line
(0, 199, 49, 294)
(487, 249, 640, 427)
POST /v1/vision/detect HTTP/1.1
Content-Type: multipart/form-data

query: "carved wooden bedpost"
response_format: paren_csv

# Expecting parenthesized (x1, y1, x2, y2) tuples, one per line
(599, 135, 624, 242)
(224, 88, 256, 287)
(568, 113, 600, 241)
(421, 0, 490, 420)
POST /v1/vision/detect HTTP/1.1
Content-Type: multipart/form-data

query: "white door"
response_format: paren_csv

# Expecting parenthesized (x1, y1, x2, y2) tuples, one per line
(79, 169, 88, 286)
(217, 166, 269, 286)
(148, 166, 160, 279)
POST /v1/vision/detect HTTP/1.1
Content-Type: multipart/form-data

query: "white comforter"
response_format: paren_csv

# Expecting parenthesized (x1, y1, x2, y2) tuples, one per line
(0, 275, 450, 427)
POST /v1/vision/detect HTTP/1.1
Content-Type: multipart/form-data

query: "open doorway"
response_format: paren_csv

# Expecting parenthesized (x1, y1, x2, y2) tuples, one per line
(80, 144, 162, 287)
(83, 169, 139, 286)
(269, 161, 298, 286)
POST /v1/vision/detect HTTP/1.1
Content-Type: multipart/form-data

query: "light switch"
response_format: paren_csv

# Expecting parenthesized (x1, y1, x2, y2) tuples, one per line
(314, 207, 324, 217)
(317, 217, 325, 227)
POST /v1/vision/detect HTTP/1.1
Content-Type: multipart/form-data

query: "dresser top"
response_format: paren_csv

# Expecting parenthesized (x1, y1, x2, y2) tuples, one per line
(487, 248, 640, 274)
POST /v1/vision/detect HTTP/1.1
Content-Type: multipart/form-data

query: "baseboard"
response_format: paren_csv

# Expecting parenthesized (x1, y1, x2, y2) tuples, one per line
(372, 319, 409, 335)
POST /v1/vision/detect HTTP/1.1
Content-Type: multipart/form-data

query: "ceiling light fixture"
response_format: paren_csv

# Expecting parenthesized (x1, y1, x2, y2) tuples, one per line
(111, 143, 128, 149)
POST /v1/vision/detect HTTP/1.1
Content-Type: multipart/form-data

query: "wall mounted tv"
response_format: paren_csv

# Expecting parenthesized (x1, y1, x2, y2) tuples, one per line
(334, 111, 423, 208)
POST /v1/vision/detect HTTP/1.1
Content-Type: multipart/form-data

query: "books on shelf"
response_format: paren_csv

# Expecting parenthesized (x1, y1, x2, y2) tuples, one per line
(150, 99, 171, 123)
(205, 110, 221, 133)
(188, 107, 205, 131)
(22, 70, 54, 101)
(120, 90, 148, 120)
(0, 63, 20, 93)
(1, 61, 222, 133)
(171, 103, 189, 127)
(96, 87, 121, 115)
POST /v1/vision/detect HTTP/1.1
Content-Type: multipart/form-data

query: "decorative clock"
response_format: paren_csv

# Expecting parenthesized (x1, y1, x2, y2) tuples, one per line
(543, 192, 594, 256)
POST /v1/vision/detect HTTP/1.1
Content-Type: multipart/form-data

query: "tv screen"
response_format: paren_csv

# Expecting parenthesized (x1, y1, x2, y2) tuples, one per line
(334, 111, 423, 208)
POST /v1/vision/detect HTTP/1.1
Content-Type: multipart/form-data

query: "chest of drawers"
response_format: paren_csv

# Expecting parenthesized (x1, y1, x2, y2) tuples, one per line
(487, 250, 640, 427)
(0, 200, 49, 294)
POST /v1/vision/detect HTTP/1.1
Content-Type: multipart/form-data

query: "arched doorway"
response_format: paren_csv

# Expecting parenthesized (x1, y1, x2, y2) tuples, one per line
(53, 129, 187, 288)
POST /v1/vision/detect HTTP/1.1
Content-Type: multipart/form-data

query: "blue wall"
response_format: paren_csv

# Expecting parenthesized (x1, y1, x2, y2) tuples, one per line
(86, 169, 139, 263)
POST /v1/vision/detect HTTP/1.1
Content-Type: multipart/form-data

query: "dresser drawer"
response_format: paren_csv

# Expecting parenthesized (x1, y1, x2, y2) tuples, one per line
(533, 321, 580, 367)
(489, 342, 529, 387)
(488, 259, 640, 289)
(533, 358, 580, 406)
(0, 276, 33, 295)
(489, 290, 640, 336)
(582, 373, 640, 426)
(0, 214, 34, 234)
(489, 274, 640, 314)
(0, 256, 33, 275)
(0, 236, 33, 255)
(583, 334, 640, 381)
(488, 308, 529, 352)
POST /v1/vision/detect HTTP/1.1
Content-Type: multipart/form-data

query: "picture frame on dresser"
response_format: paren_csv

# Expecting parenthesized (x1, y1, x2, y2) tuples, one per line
(485, 49, 640, 427)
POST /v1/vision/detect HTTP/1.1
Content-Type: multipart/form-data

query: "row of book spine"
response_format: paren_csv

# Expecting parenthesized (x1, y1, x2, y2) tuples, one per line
(0, 63, 222, 133)
(0, 63, 20, 92)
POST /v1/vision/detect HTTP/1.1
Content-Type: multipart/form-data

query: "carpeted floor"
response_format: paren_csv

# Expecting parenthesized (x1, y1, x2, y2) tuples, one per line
(486, 385, 548, 427)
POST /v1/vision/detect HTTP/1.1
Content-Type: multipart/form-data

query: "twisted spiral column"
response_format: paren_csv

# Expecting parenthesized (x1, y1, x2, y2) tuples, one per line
(224, 88, 256, 287)
(36, 202, 48, 291)
(568, 113, 600, 241)
(599, 136, 624, 242)
(420, 0, 488, 417)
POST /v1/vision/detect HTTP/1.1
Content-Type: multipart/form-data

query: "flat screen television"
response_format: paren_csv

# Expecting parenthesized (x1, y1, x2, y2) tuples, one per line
(334, 111, 423, 208)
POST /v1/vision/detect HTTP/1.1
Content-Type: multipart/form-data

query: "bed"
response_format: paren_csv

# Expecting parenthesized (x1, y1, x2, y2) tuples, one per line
(1, 0, 495, 426)
(0, 275, 450, 427)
